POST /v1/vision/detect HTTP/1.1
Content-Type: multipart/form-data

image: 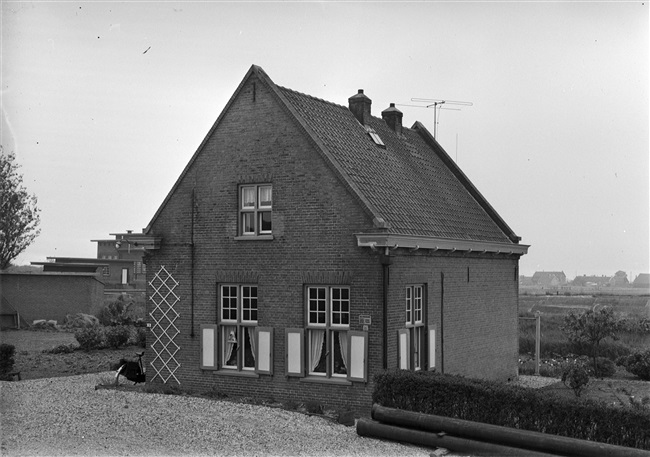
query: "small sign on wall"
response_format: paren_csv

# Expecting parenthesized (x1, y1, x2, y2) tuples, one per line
(359, 314, 371, 326)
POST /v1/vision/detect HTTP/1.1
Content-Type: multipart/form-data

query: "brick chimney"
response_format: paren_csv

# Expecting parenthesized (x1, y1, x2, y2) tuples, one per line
(381, 103, 403, 135)
(348, 89, 371, 125)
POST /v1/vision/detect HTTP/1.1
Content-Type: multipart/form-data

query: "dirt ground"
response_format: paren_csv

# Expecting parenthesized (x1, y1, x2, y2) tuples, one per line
(0, 329, 139, 381)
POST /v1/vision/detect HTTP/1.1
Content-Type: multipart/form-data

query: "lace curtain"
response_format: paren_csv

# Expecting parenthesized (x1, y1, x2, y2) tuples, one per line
(338, 331, 348, 371)
(224, 325, 237, 365)
(309, 329, 325, 372)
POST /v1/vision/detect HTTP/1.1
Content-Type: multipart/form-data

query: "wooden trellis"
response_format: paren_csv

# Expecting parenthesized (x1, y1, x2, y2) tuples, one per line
(149, 266, 181, 384)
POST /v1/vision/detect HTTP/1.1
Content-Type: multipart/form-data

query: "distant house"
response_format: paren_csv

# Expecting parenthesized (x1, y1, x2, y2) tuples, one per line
(142, 65, 529, 412)
(531, 271, 566, 287)
(32, 231, 154, 294)
(633, 273, 650, 289)
(572, 275, 611, 287)
(609, 271, 630, 287)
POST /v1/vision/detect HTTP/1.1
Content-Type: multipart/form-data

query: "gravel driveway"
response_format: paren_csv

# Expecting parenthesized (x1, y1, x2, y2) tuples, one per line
(1, 373, 431, 456)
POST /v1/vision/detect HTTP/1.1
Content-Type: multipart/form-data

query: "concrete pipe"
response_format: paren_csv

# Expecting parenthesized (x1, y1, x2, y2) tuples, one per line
(357, 418, 559, 457)
(371, 404, 650, 457)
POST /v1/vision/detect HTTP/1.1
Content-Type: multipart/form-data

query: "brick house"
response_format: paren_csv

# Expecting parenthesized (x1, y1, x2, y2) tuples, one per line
(143, 65, 529, 412)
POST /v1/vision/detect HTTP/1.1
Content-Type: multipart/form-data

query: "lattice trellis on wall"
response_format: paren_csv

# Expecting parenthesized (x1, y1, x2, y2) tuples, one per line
(149, 266, 181, 384)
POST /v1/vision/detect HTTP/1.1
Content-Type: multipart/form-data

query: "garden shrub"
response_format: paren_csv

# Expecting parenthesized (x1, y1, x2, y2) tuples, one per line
(98, 295, 145, 326)
(590, 357, 616, 378)
(561, 357, 590, 397)
(0, 344, 16, 380)
(135, 327, 147, 348)
(105, 325, 131, 349)
(74, 326, 105, 351)
(618, 350, 650, 381)
(373, 370, 650, 449)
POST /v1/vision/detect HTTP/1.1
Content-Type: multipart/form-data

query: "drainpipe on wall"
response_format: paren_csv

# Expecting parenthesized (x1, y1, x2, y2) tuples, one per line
(380, 252, 393, 370)
(190, 188, 196, 338)
(440, 271, 445, 374)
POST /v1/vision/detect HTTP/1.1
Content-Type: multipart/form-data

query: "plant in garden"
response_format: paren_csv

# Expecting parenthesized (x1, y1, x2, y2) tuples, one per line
(0, 148, 41, 270)
(561, 356, 591, 397)
(135, 326, 147, 348)
(105, 325, 131, 349)
(618, 349, 650, 381)
(74, 326, 105, 351)
(0, 343, 16, 380)
(98, 296, 136, 326)
(562, 307, 619, 377)
(590, 357, 617, 378)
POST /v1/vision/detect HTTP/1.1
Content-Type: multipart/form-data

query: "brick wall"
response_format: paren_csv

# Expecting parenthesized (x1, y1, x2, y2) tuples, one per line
(0, 273, 105, 324)
(387, 253, 519, 381)
(145, 74, 521, 414)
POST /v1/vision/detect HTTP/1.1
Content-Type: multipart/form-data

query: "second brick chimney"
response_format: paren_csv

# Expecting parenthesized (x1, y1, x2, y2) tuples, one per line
(381, 103, 403, 135)
(348, 89, 371, 125)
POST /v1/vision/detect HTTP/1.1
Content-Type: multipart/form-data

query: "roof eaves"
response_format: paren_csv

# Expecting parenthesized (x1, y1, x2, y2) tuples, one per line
(355, 233, 530, 256)
(411, 121, 522, 244)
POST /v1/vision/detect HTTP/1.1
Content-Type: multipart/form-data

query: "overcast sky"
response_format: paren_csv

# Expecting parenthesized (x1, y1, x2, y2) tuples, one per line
(2, 1, 648, 280)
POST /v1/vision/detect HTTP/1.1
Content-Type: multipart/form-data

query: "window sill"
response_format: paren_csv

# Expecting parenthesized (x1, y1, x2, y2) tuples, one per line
(234, 235, 274, 241)
(211, 369, 260, 378)
(299, 376, 352, 386)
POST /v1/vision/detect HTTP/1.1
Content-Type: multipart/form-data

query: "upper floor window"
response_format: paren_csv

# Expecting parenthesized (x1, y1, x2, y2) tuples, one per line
(240, 184, 272, 236)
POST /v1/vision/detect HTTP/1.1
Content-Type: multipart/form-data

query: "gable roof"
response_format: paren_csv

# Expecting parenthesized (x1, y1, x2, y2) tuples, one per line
(146, 65, 527, 254)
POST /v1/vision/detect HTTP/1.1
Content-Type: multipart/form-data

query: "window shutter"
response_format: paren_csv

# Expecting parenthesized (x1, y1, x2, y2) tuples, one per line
(285, 328, 304, 377)
(347, 331, 368, 382)
(428, 327, 436, 371)
(255, 327, 274, 375)
(398, 328, 410, 370)
(200, 324, 218, 370)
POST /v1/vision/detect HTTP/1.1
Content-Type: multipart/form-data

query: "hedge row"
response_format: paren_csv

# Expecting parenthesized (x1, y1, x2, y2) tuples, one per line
(372, 370, 650, 450)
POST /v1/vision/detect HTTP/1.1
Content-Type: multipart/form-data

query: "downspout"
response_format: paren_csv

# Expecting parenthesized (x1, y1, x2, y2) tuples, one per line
(440, 271, 445, 374)
(190, 188, 195, 338)
(381, 251, 392, 370)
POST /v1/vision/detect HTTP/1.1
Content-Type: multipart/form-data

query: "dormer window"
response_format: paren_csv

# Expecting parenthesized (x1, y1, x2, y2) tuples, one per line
(240, 184, 272, 236)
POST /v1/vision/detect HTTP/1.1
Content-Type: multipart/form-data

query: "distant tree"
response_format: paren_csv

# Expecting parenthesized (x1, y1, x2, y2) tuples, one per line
(0, 148, 41, 269)
(562, 307, 619, 377)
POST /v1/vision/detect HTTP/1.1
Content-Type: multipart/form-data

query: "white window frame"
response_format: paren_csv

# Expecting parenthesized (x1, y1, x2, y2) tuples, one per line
(239, 184, 272, 236)
(306, 286, 350, 378)
(219, 284, 258, 371)
(404, 285, 426, 371)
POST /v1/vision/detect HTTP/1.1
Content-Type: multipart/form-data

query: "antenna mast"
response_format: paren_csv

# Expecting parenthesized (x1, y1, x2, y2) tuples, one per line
(408, 98, 473, 139)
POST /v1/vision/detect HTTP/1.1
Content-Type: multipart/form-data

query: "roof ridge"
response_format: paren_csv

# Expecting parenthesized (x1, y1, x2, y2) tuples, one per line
(279, 85, 417, 133)
(277, 85, 349, 111)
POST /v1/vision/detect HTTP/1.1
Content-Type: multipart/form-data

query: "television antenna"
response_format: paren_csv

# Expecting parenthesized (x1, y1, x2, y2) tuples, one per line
(399, 98, 473, 139)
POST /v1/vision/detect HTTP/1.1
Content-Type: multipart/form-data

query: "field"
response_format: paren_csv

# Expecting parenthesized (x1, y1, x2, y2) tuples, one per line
(518, 294, 650, 406)
(519, 295, 650, 360)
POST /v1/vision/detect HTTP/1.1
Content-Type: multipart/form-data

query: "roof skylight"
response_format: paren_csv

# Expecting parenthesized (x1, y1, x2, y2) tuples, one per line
(365, 127, 385, 148)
